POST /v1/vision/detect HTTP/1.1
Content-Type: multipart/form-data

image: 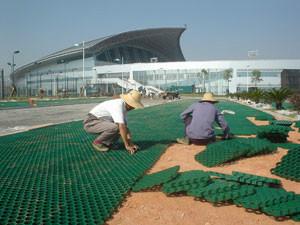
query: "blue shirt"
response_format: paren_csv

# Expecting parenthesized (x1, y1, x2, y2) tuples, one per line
(180, 101, 229, 139)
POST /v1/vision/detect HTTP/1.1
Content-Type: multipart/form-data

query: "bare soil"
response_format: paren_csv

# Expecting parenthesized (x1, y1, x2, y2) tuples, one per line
(107, 120, 300, 225)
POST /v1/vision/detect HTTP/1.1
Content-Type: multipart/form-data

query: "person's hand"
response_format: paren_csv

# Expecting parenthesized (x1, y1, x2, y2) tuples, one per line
(132, 144, 140, 151)
(125, 144, 137, 155)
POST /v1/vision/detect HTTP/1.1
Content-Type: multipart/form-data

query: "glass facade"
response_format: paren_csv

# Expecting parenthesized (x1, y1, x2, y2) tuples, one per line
(133, 69, 227, 95)
(95, 45, 165, 65)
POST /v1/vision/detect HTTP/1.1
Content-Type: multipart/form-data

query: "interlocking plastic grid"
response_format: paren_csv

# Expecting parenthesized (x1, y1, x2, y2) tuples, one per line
(262, 195, 300, 217)
(132, 166, 180, 192)
(271, 146, 300, 182)
(255, 114, 274, 121)
(257, 125, 291, 143)
(0, 100, 193, 225)
(207, 171, 281, 186)
(234, 187, 296, 210)
(195, 138, 276, 167)
(270, 120, 293, 127)
(162, 170, 211, 195)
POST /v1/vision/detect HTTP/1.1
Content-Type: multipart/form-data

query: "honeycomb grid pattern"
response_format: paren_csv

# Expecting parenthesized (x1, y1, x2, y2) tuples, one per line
(0, 101, 192, 225)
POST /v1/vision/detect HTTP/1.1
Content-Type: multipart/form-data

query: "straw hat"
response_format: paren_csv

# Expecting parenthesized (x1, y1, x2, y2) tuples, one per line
(201, 92, 218, 102)
(120, 90, 144, 109)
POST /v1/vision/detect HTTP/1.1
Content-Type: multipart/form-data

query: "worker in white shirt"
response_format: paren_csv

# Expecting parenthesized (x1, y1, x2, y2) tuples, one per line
(83, 90, 144, 154)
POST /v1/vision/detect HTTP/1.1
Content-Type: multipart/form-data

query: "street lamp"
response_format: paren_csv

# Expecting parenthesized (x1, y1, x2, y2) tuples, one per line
(114, 56, 124, 94)
(246, 65, 250, 92)
(7, 50, 20, 85)
(74, 41, 85, 96)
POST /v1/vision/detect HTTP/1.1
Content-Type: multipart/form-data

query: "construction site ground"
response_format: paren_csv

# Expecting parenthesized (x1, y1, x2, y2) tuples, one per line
(0, 97, 299, 225)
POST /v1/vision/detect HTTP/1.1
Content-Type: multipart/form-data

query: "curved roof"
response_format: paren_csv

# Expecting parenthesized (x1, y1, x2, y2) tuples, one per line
(14, 27, 186, 78)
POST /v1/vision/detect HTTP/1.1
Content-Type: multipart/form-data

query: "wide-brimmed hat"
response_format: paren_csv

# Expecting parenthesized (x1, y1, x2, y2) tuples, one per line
(120, 90, 144, 109)
(201, 92, 218, 102)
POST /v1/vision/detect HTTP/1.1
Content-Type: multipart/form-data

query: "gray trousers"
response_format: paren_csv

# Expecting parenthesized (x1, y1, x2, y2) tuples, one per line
(83, 114, 120, 146)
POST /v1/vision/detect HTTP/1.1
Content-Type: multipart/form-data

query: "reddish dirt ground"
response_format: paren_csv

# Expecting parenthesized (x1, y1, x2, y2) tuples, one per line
(107, 120, 300, 225)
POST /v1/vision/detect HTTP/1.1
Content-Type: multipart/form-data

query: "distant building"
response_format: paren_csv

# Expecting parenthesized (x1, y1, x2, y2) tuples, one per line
(12, 27, 300, 96)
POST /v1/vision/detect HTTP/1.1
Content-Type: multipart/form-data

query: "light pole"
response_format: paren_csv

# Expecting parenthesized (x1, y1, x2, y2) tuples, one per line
(7, 50, 20, 85)
(114, 56, 124, 94)
(246, 65, 250, 92)
(74, 41, 85, 96)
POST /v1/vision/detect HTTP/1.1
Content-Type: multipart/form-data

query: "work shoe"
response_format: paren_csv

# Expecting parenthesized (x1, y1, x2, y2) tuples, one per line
(176, 137, 190, 145)
(92, 141, 109, 152)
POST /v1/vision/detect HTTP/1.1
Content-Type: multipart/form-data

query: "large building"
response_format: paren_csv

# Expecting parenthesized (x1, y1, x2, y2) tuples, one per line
(12, 27, 300, 96)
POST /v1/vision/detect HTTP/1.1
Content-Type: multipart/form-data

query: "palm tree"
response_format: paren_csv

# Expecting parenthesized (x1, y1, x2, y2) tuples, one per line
(223, 68, 233, 94)
(265, 88, 293, 110)
(248, 89, 265, 104)
(251, 69, 263, 89)
(201, 69, 208, 92)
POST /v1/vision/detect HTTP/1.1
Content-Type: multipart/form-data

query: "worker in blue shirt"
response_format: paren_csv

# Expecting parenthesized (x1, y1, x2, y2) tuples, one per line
(177, 92, 230, 145)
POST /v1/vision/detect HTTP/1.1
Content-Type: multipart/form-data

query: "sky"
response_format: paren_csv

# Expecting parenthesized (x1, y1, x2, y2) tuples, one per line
(1, 0, 300, 75)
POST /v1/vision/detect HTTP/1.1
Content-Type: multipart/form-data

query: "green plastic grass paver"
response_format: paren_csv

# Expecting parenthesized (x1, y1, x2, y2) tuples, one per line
(203, 185, 256, 203)
(132, 166, 180, 192)
(187, 179, 241, 197)
(235, 138, 276, 157)
(195, 139, 251, 167)
(195, 138, 276, 167)
(274, 142, 300, 150)
(257, 125, 291, 143)
(231, 171, 281, 186)
(255, 114, 274, 121)
(262, 195, 300, 217)
(162, 170, 211, 195)
(0, 100, 194, 225)
(234, 187, 296, 210)
(291, 213, 300, 222)
(294, 121, 300, 129)
(271, 146, 300, 182)
(206, 171, 281, 186)
(270, 120, 293, 127)
(215, 101, 274, 135)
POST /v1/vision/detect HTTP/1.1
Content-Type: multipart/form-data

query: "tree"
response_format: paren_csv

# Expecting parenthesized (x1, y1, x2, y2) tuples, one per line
(223, 68, 233, 94)
(201, 69, 208, 92)
(248, 89, 265, 104)
(290, 93, 300, 114)
(265, 88, 293, 110)
(251, 69, 263, 88)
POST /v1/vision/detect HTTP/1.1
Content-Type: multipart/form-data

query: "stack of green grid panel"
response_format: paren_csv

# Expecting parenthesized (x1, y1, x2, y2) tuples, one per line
(162, 170, 211, 195)
(207, 171, 281, 187)
(187, 179, 256, 203)
(195, 139, 251, 167)
(270, 120, 293, 127)
(234, 187, 296, 210)
(235, 138, 277, 156)
(257, 125, 291, 143)
(271, 147, 300, 182)
(262, 195, 300, 218)
(274, 142, 300, 150)
(195, 138, 276, 167)
(132, 166, 180, 192)
(295, 121, 300, 129)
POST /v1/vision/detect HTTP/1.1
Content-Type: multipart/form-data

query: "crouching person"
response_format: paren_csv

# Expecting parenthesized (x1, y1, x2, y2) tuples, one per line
(177, 92, 230, 145)
(83, 90, 144, 154)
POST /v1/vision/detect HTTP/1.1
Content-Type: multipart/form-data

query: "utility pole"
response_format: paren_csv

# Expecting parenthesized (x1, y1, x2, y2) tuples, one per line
(1, 69, 4, 99)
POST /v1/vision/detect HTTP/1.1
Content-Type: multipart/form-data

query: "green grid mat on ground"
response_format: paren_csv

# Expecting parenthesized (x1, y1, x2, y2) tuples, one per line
(0, 97, 108, 109)
(0, 100, 192, 225)
(215, 101, 274, 135)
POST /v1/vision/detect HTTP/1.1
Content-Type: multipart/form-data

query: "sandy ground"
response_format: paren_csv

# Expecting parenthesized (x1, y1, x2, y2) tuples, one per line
(107, 119, 300, 225)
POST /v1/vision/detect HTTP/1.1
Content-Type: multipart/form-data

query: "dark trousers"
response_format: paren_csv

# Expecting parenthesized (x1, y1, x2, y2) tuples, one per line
(184, 116, 215, 145)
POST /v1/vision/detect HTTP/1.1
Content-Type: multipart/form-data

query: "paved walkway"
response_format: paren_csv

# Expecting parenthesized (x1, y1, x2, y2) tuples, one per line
(0, 98, 168, 136)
